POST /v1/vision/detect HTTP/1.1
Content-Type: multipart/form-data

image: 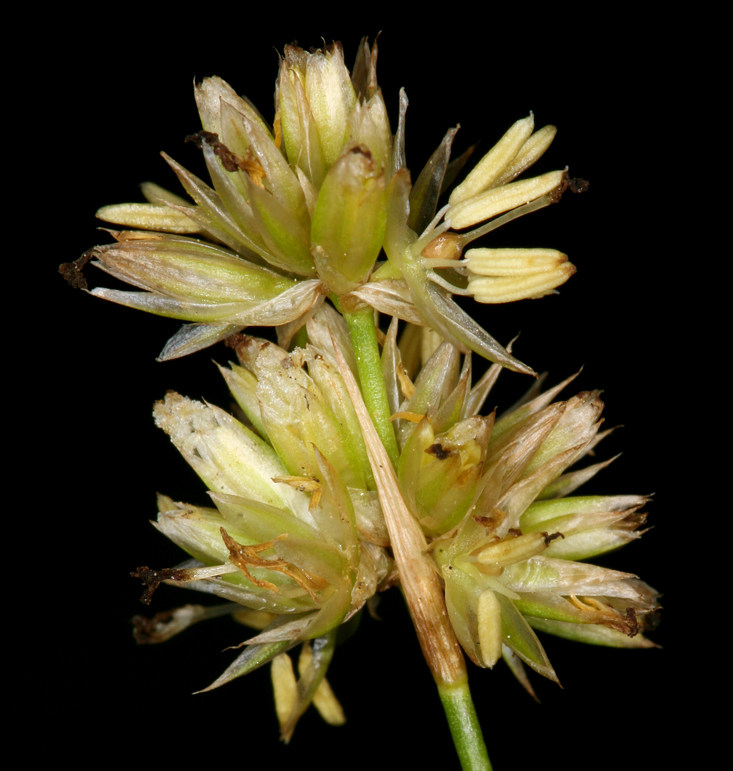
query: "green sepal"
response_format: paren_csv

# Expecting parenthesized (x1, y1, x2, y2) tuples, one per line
(526, 617, 658, 649)
(197, 639, 294, 693)
(495, 593, 559, 683)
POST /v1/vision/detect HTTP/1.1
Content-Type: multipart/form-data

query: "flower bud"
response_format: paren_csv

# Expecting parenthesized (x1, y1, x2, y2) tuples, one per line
(277, 58, 326, 188)
(311, 146, 386, 295)
(520, 494, 649, 560)
(347, 93, 392, 175)
(91, 234, 295, 314)
(154, 391, 309, 508)
(399, 416, 490, 536)
(231, 338, 372, 491)
(304, 43, 357, 168)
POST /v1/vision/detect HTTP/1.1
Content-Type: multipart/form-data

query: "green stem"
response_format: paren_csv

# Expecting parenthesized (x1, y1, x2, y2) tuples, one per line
(343, 304, 490, 768)
(438, 679, 492, 771)
(343, 307, 400, 468)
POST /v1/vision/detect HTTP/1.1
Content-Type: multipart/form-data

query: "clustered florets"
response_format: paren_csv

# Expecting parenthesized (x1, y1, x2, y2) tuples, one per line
(66, 38, 657, 742)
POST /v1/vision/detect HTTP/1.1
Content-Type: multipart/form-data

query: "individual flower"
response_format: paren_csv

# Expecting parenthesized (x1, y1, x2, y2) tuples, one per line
(63, 39, 583, 374)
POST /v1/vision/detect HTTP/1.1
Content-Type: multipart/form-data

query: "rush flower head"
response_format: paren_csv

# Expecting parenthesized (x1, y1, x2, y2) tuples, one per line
(375, 330, 658, 690)
(63, 39, 582, 374)
(132, 308, 392, 737)
(67, 35, 658, 768)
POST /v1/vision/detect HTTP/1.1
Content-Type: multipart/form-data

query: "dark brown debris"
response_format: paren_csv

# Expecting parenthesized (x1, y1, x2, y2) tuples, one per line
(131, 566, 189, 605)
(185, 131, 266, 186)
(427, 443, 452, 460)
(544, 532, 565, 546)
(551, 171, 590, 204)
(59, 249, 96, 290)
(225, 332, 249, 352)
(131, 609, 175, 644)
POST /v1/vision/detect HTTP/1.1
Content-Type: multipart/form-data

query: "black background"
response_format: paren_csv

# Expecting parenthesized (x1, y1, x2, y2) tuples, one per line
(44, 15, 689, 770)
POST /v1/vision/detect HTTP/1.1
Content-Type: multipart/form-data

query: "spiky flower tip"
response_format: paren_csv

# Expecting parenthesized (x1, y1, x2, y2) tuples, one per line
(61, 38, 583, 373)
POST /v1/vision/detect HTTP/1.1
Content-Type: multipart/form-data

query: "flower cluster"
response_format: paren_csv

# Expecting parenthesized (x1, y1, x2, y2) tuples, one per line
(67, 37, 657, 758)
(66, 39, 580, 375)
(132, 305, 395, 736)
(386, 332, 657, 689)
(131, 306, 657, 733)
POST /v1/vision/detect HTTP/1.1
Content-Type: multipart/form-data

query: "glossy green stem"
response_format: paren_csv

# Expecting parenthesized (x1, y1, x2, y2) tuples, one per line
(438, 679, 492, 771)
(343, 307, 399, 468)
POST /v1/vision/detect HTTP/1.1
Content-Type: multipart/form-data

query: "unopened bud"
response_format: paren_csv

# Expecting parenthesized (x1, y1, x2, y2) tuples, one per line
(305, 43, 357, 167)
(311, 146, 386, 295)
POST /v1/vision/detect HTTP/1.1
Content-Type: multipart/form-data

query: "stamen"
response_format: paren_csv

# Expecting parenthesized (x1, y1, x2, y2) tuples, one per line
(418, 204, 451, 240)
(396, 366, 416, 400)
(426, 271, 472, 295)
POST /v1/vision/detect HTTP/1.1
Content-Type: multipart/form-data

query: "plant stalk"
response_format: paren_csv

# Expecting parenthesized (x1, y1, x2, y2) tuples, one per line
(344, 307, 400, 468)
(439, 679, 493, 770)
(335, 309, 490, 769)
